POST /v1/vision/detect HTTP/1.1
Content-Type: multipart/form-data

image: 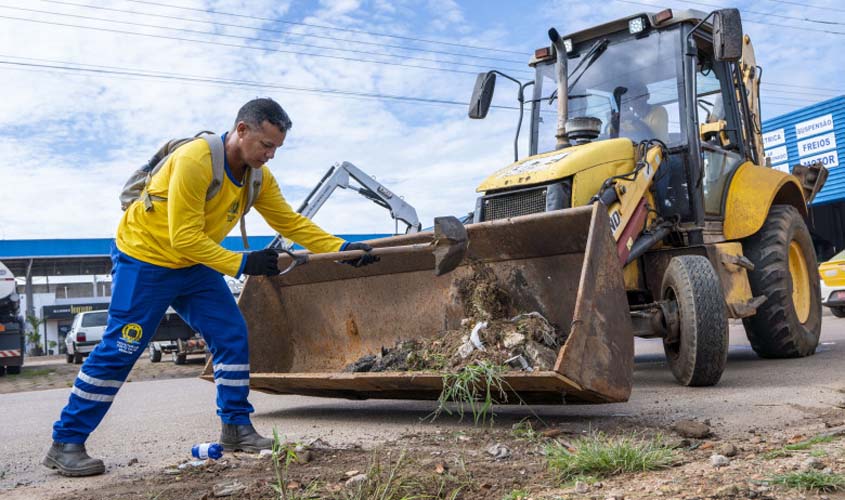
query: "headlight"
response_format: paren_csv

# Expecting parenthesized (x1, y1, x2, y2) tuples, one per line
(628, 16, 647, 34)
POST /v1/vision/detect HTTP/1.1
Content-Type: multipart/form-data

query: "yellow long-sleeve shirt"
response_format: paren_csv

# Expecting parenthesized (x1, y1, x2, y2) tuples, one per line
(116, 137, 345, 277)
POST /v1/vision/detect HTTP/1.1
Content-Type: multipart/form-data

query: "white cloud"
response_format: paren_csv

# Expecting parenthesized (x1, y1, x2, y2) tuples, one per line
(0, 0, 842, 243)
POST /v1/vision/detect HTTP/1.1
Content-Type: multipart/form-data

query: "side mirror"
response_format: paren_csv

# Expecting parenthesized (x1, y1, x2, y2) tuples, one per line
(712, 8, 742, 62)
(468, 72, 496, 119)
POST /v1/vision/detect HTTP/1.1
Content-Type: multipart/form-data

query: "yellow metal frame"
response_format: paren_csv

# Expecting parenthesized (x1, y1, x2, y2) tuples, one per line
(789, 240, 811, 323)
(723, 162, 807, 240)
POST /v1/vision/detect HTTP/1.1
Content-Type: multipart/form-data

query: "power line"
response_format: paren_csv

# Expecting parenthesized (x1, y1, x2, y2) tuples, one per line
(0, 6, 528, 75)
(120, 0, 529, 56)
(0, 56, 525, 111)
(760, 0, 845, 14)
(0, 13, 533, 78)
(38, 0, 528, 66)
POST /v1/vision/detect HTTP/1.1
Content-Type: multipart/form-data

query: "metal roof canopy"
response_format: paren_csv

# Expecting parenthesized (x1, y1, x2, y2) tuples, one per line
(0, 234, 388, 278)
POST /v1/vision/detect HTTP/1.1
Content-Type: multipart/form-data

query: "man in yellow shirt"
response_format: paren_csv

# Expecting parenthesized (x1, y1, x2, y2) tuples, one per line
(44, 98, 375, 476)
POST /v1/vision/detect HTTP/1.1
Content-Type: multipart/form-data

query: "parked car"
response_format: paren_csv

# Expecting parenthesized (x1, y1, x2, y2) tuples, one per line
(65, 310, 108, 364)
(820, 249, 845, 318)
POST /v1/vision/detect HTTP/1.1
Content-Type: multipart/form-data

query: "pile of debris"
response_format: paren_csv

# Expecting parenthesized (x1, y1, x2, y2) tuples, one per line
(344, 263, 566, 373)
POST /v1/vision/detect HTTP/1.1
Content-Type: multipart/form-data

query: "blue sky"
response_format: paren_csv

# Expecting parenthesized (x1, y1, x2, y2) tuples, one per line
(1, 0, 842, 239)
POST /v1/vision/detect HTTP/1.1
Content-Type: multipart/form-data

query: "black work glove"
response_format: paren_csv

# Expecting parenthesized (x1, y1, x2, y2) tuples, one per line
(242, 248, 280, 276)
(341, 242, 380, 268)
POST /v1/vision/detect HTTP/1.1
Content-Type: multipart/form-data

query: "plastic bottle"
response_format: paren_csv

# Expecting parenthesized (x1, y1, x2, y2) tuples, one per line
(191, 442, 224, 460)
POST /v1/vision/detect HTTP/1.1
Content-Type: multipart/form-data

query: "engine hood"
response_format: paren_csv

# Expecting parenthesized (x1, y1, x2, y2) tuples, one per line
(476, 138, 635, 193)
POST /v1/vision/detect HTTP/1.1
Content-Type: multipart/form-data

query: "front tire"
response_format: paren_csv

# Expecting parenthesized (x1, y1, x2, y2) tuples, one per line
(831, 306, 845, 318)
(661, 255, 728, 386)
(150, 346, 162, 363)
(742, 205, 821, 358)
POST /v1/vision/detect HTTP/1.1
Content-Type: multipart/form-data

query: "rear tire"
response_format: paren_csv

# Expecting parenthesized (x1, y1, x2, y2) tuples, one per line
(6, 366, 20, 375)
(831, 306, 845, 318)
(150, 346, 162, 363)
(73, 352, 83, 364)
(173, 352, 187, 365)
(742, 205, 821, 358)
(661, 255, 728, 386)
(0, 366, 6, 377)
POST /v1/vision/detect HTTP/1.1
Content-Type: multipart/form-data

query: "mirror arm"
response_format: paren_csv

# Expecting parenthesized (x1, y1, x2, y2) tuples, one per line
(488, 71, 532, 162)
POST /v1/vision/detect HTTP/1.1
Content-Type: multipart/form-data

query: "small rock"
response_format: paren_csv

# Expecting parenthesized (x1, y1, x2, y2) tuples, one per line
(574, 481, 589, 494)
(306, 438, 332, 450)
(127, 458, 139, 466)
(434, 462, 447, 474)
(503, 330, 526, 349)
(259, 449, 273, 458)
(345, 474, 367, 486)
(605, 492, 624, 500)
(523, 341, 557, 370)
(287, 481, 301, 490)
(710, 454, 730, 467)
(344, 470, 360, 477)
(487, 443, 511, 460)
(295, 450, 313, 463)
(666, 438, 690, 449)
(801, 457, 825, 471)
(714, 484, 739, 498)
(163, 468, 180, 475)
(213, 480, 246, 497)
(541, 428, 563, 438)
(673, 420, 711, 439)
(834, 399, 845, 409)
(717, 443, 738, 457)
(700, 441, 714, 450)
(749, 436, 763, 444)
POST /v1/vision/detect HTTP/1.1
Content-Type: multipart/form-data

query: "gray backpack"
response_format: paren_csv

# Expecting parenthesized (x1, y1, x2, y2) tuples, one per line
(119, 131, 263, 248)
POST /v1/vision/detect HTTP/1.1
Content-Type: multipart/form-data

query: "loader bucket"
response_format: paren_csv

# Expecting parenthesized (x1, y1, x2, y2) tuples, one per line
(202, 204, 634, 404)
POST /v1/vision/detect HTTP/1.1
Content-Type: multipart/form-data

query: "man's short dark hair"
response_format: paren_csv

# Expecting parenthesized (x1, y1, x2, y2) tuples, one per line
(235, 98, 293, 132)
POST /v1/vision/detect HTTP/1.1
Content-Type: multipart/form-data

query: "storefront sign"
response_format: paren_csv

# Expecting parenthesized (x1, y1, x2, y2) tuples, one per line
(797, 132, 837, 157)
(795, 114, 834, 140)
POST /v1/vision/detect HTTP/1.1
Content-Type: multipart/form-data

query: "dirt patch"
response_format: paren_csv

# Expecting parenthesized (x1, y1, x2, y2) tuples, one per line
(50, 423, 845, 500)
(0, 353, 204, 394)
(345, 263, 565, 373)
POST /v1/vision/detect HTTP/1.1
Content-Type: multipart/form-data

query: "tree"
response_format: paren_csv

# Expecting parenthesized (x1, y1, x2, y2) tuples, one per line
(26, 314, 44, 356)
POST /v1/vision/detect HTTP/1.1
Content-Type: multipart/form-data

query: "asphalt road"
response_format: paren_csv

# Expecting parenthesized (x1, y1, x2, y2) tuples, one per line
(3, 315, 844, 498)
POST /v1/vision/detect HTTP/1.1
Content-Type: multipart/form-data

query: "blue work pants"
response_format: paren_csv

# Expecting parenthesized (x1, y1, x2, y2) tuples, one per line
(52, 247, 253, 444)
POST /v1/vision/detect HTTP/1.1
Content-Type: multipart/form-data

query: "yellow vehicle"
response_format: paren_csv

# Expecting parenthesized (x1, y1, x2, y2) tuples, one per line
(209, 8, 826, 404)
(820, 250, 845, 317)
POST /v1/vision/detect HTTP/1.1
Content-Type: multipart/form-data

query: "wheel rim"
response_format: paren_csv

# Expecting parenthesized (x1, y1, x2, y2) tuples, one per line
(788, 240, 811, 323)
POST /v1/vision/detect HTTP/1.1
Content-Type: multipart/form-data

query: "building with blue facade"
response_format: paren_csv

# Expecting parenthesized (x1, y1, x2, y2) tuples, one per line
(762, 95, 845, 257)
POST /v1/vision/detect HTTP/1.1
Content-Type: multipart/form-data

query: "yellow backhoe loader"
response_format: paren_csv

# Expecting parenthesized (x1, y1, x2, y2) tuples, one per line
(205, 9, 826, 404)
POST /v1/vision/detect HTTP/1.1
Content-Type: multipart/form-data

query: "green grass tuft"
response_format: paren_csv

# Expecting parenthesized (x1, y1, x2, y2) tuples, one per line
(784, 435, 835, 451)
(770, 471, 845, 492)
(501, 490, 531, 500)
(429, 361, 510, 425)
(545, 433, 675, 482)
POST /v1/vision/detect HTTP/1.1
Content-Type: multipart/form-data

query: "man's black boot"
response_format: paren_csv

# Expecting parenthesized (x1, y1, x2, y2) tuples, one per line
(220, 423, 273, 452)
(42, 441, 105, 477)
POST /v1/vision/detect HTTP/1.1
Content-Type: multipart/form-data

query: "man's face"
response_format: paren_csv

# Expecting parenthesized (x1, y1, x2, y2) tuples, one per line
(236, 120, 286, 169)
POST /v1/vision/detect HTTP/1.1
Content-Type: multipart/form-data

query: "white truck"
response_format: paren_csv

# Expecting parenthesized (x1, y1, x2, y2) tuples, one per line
(0, 261, 24, 375)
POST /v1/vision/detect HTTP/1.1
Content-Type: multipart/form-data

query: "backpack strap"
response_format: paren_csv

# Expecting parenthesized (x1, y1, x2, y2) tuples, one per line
(141, 131, 217, 211)
(239, 167, 264, 249)
(200, 134, 225, 202)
